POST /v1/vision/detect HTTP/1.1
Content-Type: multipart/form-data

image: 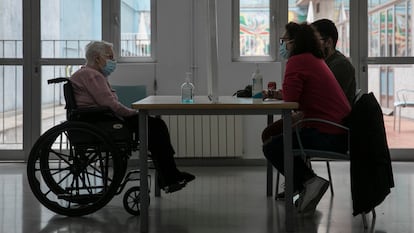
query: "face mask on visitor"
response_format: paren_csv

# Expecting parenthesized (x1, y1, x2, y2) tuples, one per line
(279, 41, 290, 59)
(101, 59, 117, 77)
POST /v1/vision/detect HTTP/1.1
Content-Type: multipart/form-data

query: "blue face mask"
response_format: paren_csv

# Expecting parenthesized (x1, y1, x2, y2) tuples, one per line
(279, 41, 290, 59)
(101, 59, 117, 77)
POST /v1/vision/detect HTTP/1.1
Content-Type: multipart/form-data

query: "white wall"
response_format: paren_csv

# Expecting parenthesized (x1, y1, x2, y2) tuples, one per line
(110, 0, 283, 159)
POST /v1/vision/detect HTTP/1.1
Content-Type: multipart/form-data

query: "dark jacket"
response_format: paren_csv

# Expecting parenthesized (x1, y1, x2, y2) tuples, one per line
(346, 92, 394, 216)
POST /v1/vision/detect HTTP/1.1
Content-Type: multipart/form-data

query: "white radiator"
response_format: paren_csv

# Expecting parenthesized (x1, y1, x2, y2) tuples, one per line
(161, 115, 243, 158)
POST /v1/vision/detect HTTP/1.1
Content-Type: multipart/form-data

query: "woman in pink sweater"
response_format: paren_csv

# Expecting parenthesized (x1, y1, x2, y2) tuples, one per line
(70, 41, 195, 193)
(262, 23, 351, 213)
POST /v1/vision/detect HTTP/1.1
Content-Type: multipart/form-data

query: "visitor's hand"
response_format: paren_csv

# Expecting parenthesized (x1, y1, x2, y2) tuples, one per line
(275, 89, 283, 100)
(262, 90, 270, 99)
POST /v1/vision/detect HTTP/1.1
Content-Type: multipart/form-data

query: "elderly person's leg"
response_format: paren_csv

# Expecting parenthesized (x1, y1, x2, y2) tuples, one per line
(125, 115, 195, 193)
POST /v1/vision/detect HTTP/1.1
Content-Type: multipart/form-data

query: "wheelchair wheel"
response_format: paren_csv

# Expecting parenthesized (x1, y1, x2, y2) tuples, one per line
(27, 121, 125, 217)
(123, 186, 146, 216)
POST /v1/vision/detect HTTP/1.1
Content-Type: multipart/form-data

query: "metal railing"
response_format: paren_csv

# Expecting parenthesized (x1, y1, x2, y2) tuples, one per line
(0, 37, 151, 147)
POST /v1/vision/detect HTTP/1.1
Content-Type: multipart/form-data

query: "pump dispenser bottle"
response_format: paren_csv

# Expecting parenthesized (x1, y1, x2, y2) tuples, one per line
(181, 72, 195, 103)
(251, 64, 263, 102)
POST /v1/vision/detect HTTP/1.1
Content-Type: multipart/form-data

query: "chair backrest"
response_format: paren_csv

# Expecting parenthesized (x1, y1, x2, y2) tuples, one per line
(48, 77, 135, 146)
(112, 85, 147, 107)
(46, 77, 77, 119)
(395, 89, 414, 104)
(63, 81, 77, 112)
(352, 89, 363, 105)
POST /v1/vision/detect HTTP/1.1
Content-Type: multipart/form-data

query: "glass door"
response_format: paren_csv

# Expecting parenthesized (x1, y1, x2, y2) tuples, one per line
(40, 0, 102, 133)
(0, 0, 24, 159)
(0, 0, 103, 160)
(364, 0, 414, 158)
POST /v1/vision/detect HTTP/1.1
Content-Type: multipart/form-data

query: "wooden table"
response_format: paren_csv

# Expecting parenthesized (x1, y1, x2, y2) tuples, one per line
(132, 96, 299, 232)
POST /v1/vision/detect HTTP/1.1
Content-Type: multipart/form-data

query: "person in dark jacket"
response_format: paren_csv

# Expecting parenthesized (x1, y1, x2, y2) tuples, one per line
(311, 18, 356, 105)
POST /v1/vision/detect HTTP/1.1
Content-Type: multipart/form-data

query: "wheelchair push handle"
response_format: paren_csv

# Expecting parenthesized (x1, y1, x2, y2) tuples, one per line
(47, 77, 70, 84)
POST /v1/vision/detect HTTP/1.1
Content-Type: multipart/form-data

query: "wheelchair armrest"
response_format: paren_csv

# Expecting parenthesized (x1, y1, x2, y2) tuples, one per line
(293, 118, 350, 157)
(69, 107, 124, 122)
(72, 106, 113, 114)
(47, 77, 69, 84)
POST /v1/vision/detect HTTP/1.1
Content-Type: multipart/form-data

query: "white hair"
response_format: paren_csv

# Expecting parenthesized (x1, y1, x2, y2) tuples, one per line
(84, 40, 113, 65)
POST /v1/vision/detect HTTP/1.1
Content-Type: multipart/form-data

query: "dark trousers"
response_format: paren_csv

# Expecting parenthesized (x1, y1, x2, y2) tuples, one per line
(125, 115, 180, 183)
(262, 128, 347, 192)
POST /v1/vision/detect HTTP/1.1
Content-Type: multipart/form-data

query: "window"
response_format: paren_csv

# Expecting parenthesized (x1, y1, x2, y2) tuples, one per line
(369, 1, 412, 57)
(120, 0, 154, 61)
(367, 0, 414, 150)
(233, 0, 275, 61)
(288, 0, 350, 57)
(41, 0, 102, 59)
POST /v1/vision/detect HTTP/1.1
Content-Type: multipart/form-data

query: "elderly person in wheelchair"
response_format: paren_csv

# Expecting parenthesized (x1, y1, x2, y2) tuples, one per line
(27, 40, 195, 217)
(71, 40, 195, 193)
(27, 40, 194, 217)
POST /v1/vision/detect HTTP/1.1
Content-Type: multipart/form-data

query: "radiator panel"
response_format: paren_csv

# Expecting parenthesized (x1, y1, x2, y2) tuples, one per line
(161, 115, 243, 158)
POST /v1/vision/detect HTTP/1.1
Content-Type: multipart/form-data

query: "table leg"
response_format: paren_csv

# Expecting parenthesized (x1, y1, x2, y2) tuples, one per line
(266, 115, 274, 196)
(282, 110, 294, 232)
(154, 115, 161, 197)
(139, 111, 149, 233)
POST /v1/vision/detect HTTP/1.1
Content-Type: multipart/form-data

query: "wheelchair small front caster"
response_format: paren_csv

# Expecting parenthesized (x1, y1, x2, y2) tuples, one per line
(123, 186, 149, 216)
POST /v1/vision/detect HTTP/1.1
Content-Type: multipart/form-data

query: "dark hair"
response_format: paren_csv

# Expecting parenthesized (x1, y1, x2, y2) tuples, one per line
(311, 19, 339, 48)
(284, 22, 300, 38)
(286, 22, 323, 59)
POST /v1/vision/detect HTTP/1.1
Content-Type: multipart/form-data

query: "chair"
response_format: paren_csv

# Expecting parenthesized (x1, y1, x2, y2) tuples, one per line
(275, 89, 362, 198)
(393, 89, 414, 132)
(275, 118, 350, 199)
(27, 78, 148, 216)
(273, 90, 378, 228)
(112, 85, 147, 107)
(275, 117, 375, 228)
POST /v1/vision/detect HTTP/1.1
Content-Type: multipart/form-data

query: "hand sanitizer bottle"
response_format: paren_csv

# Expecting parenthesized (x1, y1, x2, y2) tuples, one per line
(181, 72, 195, 103)
(252, 64, 263, 103)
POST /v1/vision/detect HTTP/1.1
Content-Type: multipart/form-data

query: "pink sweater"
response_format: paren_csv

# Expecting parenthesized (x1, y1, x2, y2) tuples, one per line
(70, 66, 137, 117)
(283, 53, 351, 134)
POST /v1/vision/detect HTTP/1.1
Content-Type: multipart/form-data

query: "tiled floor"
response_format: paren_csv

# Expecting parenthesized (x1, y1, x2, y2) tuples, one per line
(0, 161, 411, 233)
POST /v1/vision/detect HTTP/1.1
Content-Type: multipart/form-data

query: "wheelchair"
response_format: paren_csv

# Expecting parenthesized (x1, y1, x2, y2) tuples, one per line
(27, 77, 149, 217)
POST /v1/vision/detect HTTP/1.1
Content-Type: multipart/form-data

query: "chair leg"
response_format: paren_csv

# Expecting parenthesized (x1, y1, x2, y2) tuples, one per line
(362, 212, 367, 229)
(326, 161, 334, 196)
(154, 170, 161, 197)
(275, 171, 280, 200)
(393, 106, 397, 131)
(361, 208, 376, 229)
(398, 106, 402, 132)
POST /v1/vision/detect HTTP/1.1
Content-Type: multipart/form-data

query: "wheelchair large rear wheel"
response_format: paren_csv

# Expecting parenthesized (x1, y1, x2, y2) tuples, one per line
(27, 121, 125, 216)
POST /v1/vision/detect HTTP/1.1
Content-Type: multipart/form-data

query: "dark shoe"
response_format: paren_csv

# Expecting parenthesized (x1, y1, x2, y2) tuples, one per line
(179, 171, 195, 183)
(275, 191, 286, 200)
(157, 174, 186, 194)
(163, 181, 186, 193)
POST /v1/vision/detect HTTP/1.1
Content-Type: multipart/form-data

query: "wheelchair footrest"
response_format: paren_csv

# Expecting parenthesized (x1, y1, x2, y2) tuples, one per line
(57, 193, 103, 203)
